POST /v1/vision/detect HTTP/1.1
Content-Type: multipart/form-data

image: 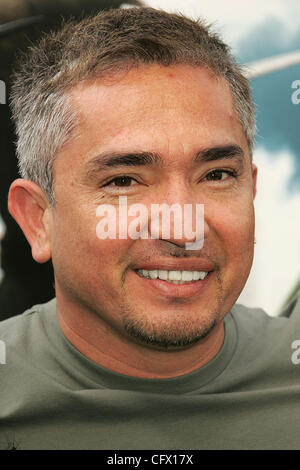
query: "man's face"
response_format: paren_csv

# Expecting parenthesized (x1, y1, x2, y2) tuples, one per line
(50, 64, 256, 349)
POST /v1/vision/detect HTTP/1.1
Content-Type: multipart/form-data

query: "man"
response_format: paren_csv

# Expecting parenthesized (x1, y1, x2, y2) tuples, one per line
(0, 7, 299, 450)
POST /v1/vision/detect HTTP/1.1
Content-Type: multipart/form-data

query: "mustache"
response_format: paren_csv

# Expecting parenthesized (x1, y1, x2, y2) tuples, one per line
(139, 239, 220, 270)
(155, 239, 205, 257)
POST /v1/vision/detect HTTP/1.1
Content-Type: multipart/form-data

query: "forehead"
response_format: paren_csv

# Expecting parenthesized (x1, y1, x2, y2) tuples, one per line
(63, 64, 248, 165)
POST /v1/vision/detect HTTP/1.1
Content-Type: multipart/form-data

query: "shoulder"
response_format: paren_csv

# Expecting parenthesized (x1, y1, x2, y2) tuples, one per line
(227, 291, 300, 359)
(0, 298, 57, 352)
(212, 291, 300, 391)
(228, 290, 300, 372)
(231, 290, 300, 330)
(0, 297, 56, 328)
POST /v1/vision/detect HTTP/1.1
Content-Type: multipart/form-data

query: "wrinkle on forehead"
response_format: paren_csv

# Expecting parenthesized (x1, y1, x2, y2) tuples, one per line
(58, 63, 248, 174)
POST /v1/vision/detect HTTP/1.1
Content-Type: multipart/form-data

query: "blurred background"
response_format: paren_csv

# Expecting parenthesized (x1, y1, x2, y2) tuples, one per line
(0, 0, 299, 319)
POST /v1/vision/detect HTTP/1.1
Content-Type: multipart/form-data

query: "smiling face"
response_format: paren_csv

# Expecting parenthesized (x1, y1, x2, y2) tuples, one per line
(50, 64, 256, 351)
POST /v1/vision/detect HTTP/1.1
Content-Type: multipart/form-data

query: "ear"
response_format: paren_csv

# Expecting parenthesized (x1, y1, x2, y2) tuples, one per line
(8, 179, 52, 263)
(252, 164, 257, 199)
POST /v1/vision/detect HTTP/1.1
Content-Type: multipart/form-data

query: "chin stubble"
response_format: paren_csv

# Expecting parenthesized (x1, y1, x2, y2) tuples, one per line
(123, 316, 218, 349)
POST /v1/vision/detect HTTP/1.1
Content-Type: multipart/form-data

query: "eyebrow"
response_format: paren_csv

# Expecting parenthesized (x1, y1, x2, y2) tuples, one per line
(196, 145, 244, 164)
(85, 144, 245, 177)
(87, 151, 162, 173)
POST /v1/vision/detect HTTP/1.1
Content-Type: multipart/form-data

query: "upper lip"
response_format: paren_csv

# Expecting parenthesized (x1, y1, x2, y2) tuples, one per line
(133, 259, 215, 272)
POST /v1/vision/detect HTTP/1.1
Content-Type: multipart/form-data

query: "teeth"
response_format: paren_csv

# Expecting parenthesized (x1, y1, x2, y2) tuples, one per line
(168, 271, 182, 281)
(149, 269, 158, 279)
(158, 270, 168, 280)
(137, 269, 208, 282)
(182, 271, 193, 281)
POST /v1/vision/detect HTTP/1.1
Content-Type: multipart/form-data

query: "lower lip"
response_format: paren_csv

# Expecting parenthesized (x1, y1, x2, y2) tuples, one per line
(133, 270, 212, 298)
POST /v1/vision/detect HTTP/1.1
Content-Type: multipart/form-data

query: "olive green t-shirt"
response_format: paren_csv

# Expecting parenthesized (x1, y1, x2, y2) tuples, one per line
(0, 293, 300, 450)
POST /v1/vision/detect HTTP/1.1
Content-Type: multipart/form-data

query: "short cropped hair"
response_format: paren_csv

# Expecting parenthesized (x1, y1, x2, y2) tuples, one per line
(10, 7, 255, 204)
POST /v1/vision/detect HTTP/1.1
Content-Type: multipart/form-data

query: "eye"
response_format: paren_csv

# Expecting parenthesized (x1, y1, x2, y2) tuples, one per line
(103, 176, 138, 187)
(204, 169, 236, 181)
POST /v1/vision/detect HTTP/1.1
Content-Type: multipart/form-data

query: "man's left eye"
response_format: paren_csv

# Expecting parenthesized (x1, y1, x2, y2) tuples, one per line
(204, 170, 235, 181)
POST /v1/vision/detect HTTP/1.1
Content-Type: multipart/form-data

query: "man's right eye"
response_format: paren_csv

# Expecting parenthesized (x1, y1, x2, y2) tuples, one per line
(103, 176, 138, 187)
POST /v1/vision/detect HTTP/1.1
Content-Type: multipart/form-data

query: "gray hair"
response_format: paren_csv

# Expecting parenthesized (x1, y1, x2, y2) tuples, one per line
(10, 7, 256, 205)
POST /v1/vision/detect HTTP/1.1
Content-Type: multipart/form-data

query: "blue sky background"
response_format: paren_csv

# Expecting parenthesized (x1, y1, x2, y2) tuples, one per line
(237, 17, 300, 190)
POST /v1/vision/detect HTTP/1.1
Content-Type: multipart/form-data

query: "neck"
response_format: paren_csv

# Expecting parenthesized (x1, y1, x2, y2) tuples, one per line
(56, 295, 225, 379)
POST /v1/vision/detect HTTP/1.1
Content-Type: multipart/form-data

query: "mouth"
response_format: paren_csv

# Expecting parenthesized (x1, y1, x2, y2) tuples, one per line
(136, 269, 208, 284)
(133, 268, 212, 298)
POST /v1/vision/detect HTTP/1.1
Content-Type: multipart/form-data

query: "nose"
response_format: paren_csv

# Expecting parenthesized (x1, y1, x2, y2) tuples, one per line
(147, 183, 210, 251)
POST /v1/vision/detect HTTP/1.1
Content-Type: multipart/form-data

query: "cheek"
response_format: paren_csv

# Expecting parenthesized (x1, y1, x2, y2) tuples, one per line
(206, 197, 255, 309)
(50, 207, 98, 280)
(206, 196, 255, 259)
